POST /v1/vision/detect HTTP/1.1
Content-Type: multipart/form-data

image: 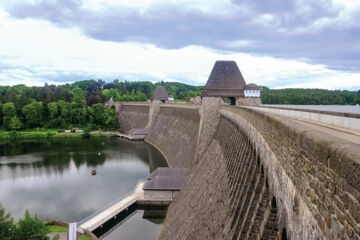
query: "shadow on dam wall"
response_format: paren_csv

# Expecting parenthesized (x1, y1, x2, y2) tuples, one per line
(115, 102, 360, 240)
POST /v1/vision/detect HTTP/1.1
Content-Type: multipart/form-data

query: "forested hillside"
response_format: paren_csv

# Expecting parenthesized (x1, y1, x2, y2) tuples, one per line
(261, 87, 360, 105)
(0, 80, 203, 131)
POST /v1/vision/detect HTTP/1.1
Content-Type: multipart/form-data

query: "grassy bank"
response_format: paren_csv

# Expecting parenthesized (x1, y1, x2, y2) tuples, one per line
(0, 130, 111, 139)
(47, 224, 91, 240)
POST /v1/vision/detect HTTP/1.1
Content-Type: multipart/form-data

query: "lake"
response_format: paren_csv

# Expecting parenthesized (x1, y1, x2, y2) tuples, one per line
(0, 137, 167, 239)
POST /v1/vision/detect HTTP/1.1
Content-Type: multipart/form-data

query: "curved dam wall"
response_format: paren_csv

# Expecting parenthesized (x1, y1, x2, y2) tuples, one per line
(146, 105, 201, 169)
(114, 103, 150, 133)
(115, 102, 360, 240)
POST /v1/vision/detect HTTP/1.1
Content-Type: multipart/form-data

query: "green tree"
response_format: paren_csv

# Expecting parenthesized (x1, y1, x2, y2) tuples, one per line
(102, 88, 120, 101)
(2, 102, 16, 129)
(91, 103, 106, 128)
(9, 116, 22, 130)
(47, 102, 58, 119)
(57, 101, 69, 119)
(22, 102, 43, 128)
(104, 106, 120, 130)
(0, 203, 15, 240)
(71, 88, 86, 106)
(15, 210, 51, 240)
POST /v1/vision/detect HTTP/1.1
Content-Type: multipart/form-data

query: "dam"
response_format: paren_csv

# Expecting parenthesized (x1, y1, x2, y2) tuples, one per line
(102, 61, 360, 240)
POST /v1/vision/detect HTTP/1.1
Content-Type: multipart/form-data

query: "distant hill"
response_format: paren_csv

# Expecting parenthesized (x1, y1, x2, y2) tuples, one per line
(260, 86, 360, 105)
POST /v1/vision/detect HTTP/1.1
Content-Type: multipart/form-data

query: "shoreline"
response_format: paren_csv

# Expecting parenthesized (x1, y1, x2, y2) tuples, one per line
(0, 130, 118, 140)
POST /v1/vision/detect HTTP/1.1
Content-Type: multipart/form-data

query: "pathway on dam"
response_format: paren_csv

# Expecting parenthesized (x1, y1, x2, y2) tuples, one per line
(224, 106, 360, 145)
(274, 114, 360, 144)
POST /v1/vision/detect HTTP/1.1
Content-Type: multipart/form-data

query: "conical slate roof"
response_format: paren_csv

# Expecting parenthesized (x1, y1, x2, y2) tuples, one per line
(152, 86, 169, 101)
(202, 61, 247, 97)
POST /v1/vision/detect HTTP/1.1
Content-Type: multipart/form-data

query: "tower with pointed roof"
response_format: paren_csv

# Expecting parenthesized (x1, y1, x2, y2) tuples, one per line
(152, 86, 169, 103)
(202, 60, 260, 106)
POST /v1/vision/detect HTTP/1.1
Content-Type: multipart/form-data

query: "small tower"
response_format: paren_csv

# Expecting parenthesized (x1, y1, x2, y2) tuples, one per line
(202, 61, 246, 105)
(202, 60, 260, 106)
(151, 86, 169, 103)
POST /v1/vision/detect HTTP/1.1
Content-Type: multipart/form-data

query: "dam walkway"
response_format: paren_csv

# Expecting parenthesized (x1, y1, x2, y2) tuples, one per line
(225, 106, 360, 145)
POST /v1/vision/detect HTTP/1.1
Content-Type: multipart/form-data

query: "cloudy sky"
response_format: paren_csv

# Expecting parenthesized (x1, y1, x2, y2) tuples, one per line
(0, 0, 359, 89)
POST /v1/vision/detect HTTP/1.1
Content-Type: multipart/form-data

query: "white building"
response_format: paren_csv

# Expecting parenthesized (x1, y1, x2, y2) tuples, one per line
(244, 83, 261, 97)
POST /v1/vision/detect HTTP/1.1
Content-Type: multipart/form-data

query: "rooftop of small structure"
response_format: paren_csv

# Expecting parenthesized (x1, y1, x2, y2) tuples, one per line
(245, 83, 260, 90)
(148, 167, 187, 178)
(152, 86, 169, 101)
(202, 60, 247, 97)
(143, 167, 187, 191)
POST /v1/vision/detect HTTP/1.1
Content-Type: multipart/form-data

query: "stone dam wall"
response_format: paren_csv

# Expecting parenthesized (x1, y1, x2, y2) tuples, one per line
(115, 102, 360, 240)
(146, 105, 201, 169)
(114, 103, 150, 133)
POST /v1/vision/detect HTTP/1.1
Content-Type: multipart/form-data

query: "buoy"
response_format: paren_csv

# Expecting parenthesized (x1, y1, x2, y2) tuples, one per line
(91, 170, 96, 175)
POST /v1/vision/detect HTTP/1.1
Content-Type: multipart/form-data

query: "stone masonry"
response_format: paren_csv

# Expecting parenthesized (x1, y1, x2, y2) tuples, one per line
(115, 102, 360, 240)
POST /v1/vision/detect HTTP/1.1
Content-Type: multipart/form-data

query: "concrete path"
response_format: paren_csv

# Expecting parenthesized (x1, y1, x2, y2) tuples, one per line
(224, 106, 360, 145)
(48, 232, 67, 240)
(79, 181, 145, 232)
(275, 114, 360, 144)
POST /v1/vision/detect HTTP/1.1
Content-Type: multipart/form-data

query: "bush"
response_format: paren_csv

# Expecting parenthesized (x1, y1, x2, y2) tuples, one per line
(82, 126, 92, 138)
(46, 131, 55, 138)
(0, 204, 15, 240)
(0, 205, 59, 240)
(9, 131, 17, 140)
(15, 210, 50, 240)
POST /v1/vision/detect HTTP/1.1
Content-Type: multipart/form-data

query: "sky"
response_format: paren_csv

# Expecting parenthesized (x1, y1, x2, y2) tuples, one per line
(0, 0, 359, 89)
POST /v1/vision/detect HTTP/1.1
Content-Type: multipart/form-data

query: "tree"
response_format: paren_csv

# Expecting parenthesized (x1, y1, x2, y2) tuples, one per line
(9, 116, 22, 130)
(102, 88, 120, 101)
(2, 102, 16, 129)
(104, 106, 120, 130)
(15, 210, 51, 240)
(57, 101, 70, 119)
(22, 102, 43, 128)
(0, 203, 15, 240)
(71, 88, 85, 106)
(86, 92, 105, 106)
(47, 102, 58, 119)
(91, 103, 106, 127)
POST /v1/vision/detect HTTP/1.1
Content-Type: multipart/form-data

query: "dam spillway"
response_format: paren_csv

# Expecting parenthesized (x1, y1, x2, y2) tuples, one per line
(113, 100, 360, 240)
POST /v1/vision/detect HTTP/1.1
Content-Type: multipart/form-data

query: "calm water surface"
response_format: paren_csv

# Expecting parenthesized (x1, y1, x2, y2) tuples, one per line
(0, 137, 167, 239)
(100, 209, 165, 240)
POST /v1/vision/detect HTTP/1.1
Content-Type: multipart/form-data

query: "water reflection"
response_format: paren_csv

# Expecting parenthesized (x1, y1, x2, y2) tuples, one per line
(98, 205, 167, 240)
(0, 138, 167, 222)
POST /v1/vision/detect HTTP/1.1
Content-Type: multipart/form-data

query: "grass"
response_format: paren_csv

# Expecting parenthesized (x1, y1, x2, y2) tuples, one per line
(48, 225, 68, 232)
(79, 236, 91, 240)
(0, 130, 110, 139)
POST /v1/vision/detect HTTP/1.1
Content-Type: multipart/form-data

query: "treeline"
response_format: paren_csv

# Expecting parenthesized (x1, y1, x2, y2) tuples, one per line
(261, 87, 360, 105)
(0, 80, 203, 131)
(98, 80, 203, 101)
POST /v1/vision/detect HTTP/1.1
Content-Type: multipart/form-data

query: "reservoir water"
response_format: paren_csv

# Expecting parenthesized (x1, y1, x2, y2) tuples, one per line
(0, 137, 167, 239)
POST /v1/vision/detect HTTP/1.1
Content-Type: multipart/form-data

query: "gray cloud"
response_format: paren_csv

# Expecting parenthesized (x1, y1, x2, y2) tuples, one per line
(3, 0, 360, 72)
